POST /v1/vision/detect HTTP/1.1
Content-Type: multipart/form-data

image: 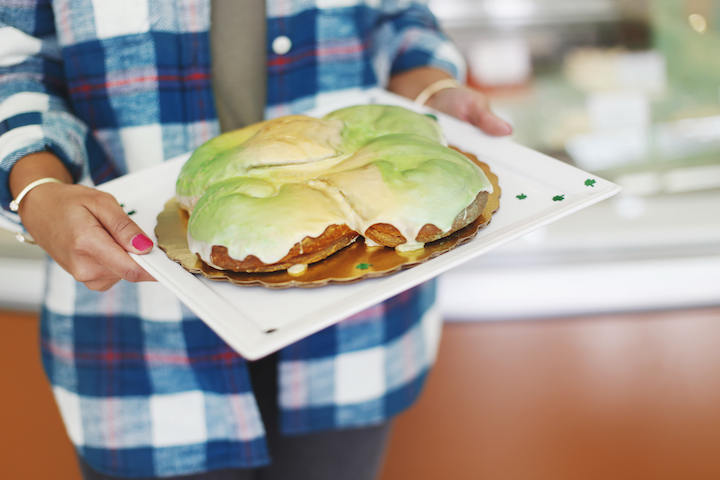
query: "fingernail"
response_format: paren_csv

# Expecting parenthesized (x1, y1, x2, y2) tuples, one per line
(132, 234, 153, 251)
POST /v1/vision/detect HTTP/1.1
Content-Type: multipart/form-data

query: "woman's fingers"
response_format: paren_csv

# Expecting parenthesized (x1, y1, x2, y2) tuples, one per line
(467, 105, 513, 136)
(427, 86, 513, 136)
(67, 220, 155, 285)
(19, 183, 156, 290)
(88, 191, 155, 255)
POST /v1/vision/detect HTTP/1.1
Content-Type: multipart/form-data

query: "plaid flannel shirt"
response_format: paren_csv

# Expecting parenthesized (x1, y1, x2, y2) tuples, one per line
(0, 0, 464, 477)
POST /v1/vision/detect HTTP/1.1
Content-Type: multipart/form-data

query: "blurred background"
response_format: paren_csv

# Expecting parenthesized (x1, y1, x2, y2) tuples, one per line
(432, 0, 720, 322)
(1, 0, 719, 479)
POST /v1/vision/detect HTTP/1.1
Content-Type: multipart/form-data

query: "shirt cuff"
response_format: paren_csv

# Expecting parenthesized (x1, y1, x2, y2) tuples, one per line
(0, 111, 90, 227)
(391, 28, 467, 82)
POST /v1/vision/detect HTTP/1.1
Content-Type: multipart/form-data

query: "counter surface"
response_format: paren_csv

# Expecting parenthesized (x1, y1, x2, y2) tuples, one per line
(2, 188, 719, 317)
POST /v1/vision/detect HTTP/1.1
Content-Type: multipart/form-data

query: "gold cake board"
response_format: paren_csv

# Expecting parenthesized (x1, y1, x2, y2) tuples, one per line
(156, 153, 500, 288)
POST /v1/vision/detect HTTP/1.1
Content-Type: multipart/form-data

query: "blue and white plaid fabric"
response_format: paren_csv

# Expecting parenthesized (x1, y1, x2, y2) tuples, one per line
(0, 0, 463, 477)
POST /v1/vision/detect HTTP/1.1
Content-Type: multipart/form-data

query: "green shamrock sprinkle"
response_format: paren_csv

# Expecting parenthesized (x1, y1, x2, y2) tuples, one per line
(127, 210, 136, 216)
(553, 194, 565, 202)
(585, 179, 596, 187)
(356, 263, 372, 270)
(424, 114, 438, 122)
(516, 193, 527, 200)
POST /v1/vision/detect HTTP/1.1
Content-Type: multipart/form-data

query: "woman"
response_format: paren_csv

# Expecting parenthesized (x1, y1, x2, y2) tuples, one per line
(0, 0, 510, 478)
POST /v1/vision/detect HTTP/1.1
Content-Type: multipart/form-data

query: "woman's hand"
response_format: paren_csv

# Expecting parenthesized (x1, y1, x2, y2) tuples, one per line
(425, 85, 512, 136)
(387, 67, 513, 137)
(10, 152, 155, 291)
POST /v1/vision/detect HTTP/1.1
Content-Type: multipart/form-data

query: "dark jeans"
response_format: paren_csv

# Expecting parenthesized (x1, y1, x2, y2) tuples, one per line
(78, 353, 393, 480)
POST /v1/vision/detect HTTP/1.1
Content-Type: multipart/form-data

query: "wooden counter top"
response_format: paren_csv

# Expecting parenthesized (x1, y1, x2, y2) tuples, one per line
(4, 307, 720, 479)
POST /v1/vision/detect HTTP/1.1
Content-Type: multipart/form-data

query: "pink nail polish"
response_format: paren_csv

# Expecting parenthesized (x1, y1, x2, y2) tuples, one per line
(132, 234, 153, 251)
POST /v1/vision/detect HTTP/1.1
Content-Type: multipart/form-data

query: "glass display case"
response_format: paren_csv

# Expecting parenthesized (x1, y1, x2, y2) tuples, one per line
(430, 0, 720, 197)
(430, 0, 720, 319)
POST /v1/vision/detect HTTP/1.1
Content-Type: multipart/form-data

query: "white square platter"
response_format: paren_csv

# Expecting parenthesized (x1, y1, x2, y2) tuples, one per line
(97, 89, 620, 360)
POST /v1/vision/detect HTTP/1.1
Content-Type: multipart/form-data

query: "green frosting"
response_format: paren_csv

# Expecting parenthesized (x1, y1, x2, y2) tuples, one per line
(176, 121, 269, 199)
(178, 104, 493, 264)
(188, 178, 349, 263)
(323, 104, 445, 151)
(319, 134, 490, 240)
(176, 105, 445, 200)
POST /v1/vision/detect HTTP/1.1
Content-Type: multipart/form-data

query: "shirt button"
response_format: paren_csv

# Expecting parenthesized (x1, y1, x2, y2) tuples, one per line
(272, 35, 292, 55)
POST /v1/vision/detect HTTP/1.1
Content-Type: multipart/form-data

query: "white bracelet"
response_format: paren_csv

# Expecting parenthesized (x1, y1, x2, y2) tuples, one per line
(15, 231, 36, 245)
(413, 78, 460, 106)
(9, 177, 64, 212)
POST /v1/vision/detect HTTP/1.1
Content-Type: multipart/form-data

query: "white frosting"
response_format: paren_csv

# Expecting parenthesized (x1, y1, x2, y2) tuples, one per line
(178, 106, 493, 269)
(287, 264, 308, 275)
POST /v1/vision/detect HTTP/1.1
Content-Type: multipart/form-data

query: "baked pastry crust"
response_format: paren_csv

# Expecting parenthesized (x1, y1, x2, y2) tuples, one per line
(365, 190, 489, 247)
(208, 224, 359, 273)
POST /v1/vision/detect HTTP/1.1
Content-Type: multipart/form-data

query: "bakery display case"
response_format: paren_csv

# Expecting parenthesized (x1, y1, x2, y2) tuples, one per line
(431, 0, 720, 180)
(429, 0, 720, 319)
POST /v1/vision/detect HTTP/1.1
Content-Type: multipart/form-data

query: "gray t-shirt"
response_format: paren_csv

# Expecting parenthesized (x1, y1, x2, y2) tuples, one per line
(210, 0, 267, 132)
